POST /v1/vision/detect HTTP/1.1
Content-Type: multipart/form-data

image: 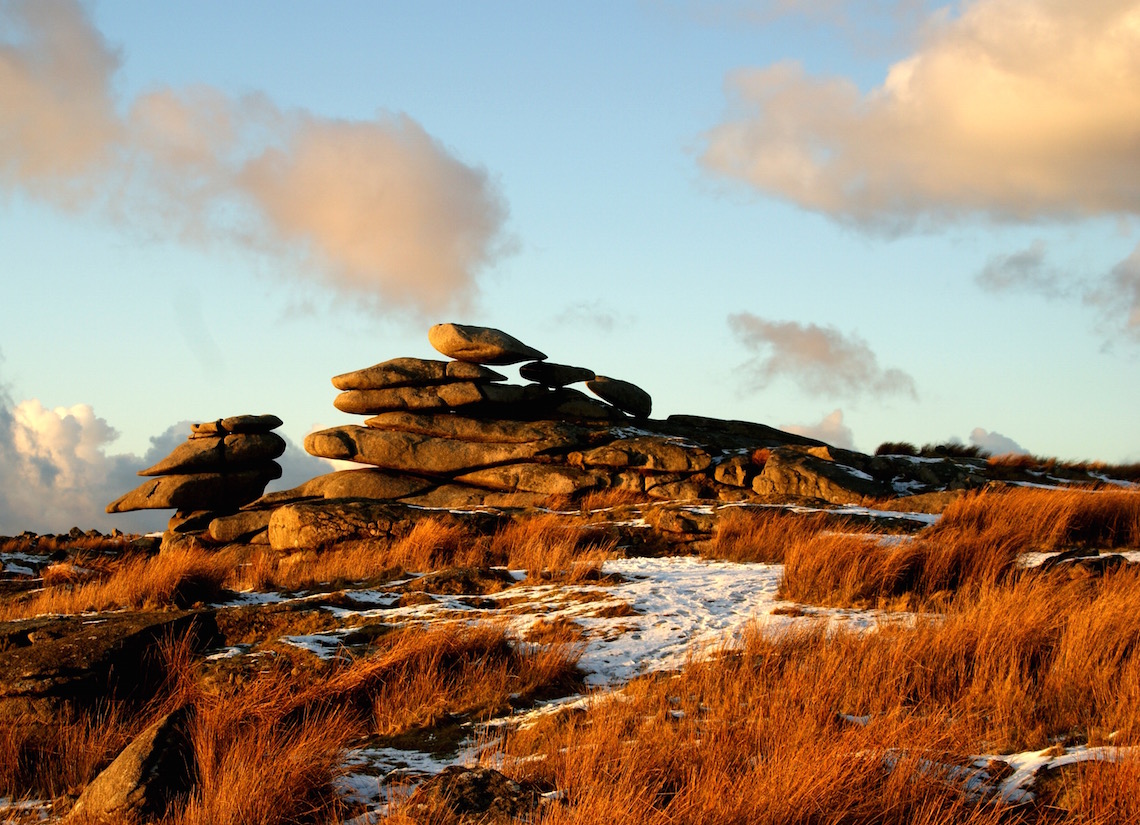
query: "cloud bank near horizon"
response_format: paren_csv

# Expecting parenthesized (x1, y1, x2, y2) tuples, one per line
(0, 364, 330, 534)
(0, 0, 508, 313)
(782, 408, 855, 450)
(729, 312, 917, 399)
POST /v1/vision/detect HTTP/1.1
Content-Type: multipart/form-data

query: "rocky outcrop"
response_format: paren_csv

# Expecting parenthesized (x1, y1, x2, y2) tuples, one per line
(106, 415, 285, 541)
(106, 322, 1050, 552)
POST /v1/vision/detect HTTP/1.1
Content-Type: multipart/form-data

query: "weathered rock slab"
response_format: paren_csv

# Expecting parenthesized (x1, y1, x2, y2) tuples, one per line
(519, 360, 595, 387)
(190, 414, 282, 436)
(569, 437, 712, 474)
(751, 448, 889, 504)
(332, 357, 505, 390)
(455, 463, 607, 496)
(587, 376, 652, 418)
(267, 499, 505, 551)
(106, 465, 282, 513)
(305, 426, 575, 475)
(138, 432, 286, 476)
(333, 383, 486, 415)
(428, 323, 547, 365)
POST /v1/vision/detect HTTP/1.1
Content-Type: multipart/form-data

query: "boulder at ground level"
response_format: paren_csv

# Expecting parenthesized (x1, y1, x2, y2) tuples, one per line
(69, 706, 197, 823)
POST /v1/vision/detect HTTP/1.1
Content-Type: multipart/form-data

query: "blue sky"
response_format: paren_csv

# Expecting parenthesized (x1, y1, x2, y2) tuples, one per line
(2, 0, 1138, 533)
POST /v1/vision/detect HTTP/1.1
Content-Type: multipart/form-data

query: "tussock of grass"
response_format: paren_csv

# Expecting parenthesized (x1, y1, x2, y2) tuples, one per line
(702, 507, 838, 564)
(779, 488, 1140, 608)
(931, 486, 1140, 551)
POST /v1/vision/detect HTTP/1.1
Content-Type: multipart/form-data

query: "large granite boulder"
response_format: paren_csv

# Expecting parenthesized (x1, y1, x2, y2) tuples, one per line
(332, 357, 505, 390)
(569, 437, 712, 474)
(267, 499, 505, 551)
(305, 426, 581, 475)
(751, 447, 890, 504)
(428, 323, 547, 365)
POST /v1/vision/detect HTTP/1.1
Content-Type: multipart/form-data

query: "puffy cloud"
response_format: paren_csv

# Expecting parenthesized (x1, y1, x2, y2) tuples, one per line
(0, 367, 324, 533)
(0, 397, 165, 535)
(968, 427, 1028, 456)
(0, 0, 507, 313)
(782, 408, 855, 449)
(729, 312, 917, 398)
(701, 0, 1140, 228)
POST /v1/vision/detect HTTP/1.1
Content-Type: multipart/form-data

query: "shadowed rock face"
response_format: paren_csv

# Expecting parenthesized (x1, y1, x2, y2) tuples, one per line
(0, 611, 220, 721)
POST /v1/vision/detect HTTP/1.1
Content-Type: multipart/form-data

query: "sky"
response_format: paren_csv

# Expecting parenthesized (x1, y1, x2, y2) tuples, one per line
(1, 0, 1138, 534)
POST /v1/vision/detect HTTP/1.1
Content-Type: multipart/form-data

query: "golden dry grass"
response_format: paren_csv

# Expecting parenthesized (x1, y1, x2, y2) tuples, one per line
(492, 568, 1140, 824)
(779, 487, 1140, 608)
(702, 507, 840, 564)
(0, 546, 232, 620)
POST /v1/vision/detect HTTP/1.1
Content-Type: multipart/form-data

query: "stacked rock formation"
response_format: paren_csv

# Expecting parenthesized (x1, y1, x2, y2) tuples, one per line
(280, 323, 822, 511)
(107, 414, 285, 537)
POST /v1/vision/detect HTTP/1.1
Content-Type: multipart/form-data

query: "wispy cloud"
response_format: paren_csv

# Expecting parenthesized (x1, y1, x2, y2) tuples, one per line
(729, 312, 917, 399)
(977, 239, 1140, 342)
(1088, 242, 1140, 341)
(701, 0, 1140, 229)
(976, 239, 1071, 298)
(782, 408, 855, 449)
(0, 0, 508, 313)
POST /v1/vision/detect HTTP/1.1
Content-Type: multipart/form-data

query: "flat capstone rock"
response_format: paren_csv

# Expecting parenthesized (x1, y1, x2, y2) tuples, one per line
(428, 323, 547, 365)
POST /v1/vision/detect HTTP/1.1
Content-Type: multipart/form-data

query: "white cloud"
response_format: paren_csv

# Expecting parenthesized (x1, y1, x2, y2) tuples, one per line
(729, 312, 917, 399)
(782, 408, 855, 449)
(0, 396, 166, 535)
(0, 0, 508, 313)
(0, 364, 324, 533)
(968, 427, 1028, 456)
(701, 0, 1140, 229)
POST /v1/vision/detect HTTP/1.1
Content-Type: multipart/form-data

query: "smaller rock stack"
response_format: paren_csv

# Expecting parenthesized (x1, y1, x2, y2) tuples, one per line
(107, 414, 285, 538)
